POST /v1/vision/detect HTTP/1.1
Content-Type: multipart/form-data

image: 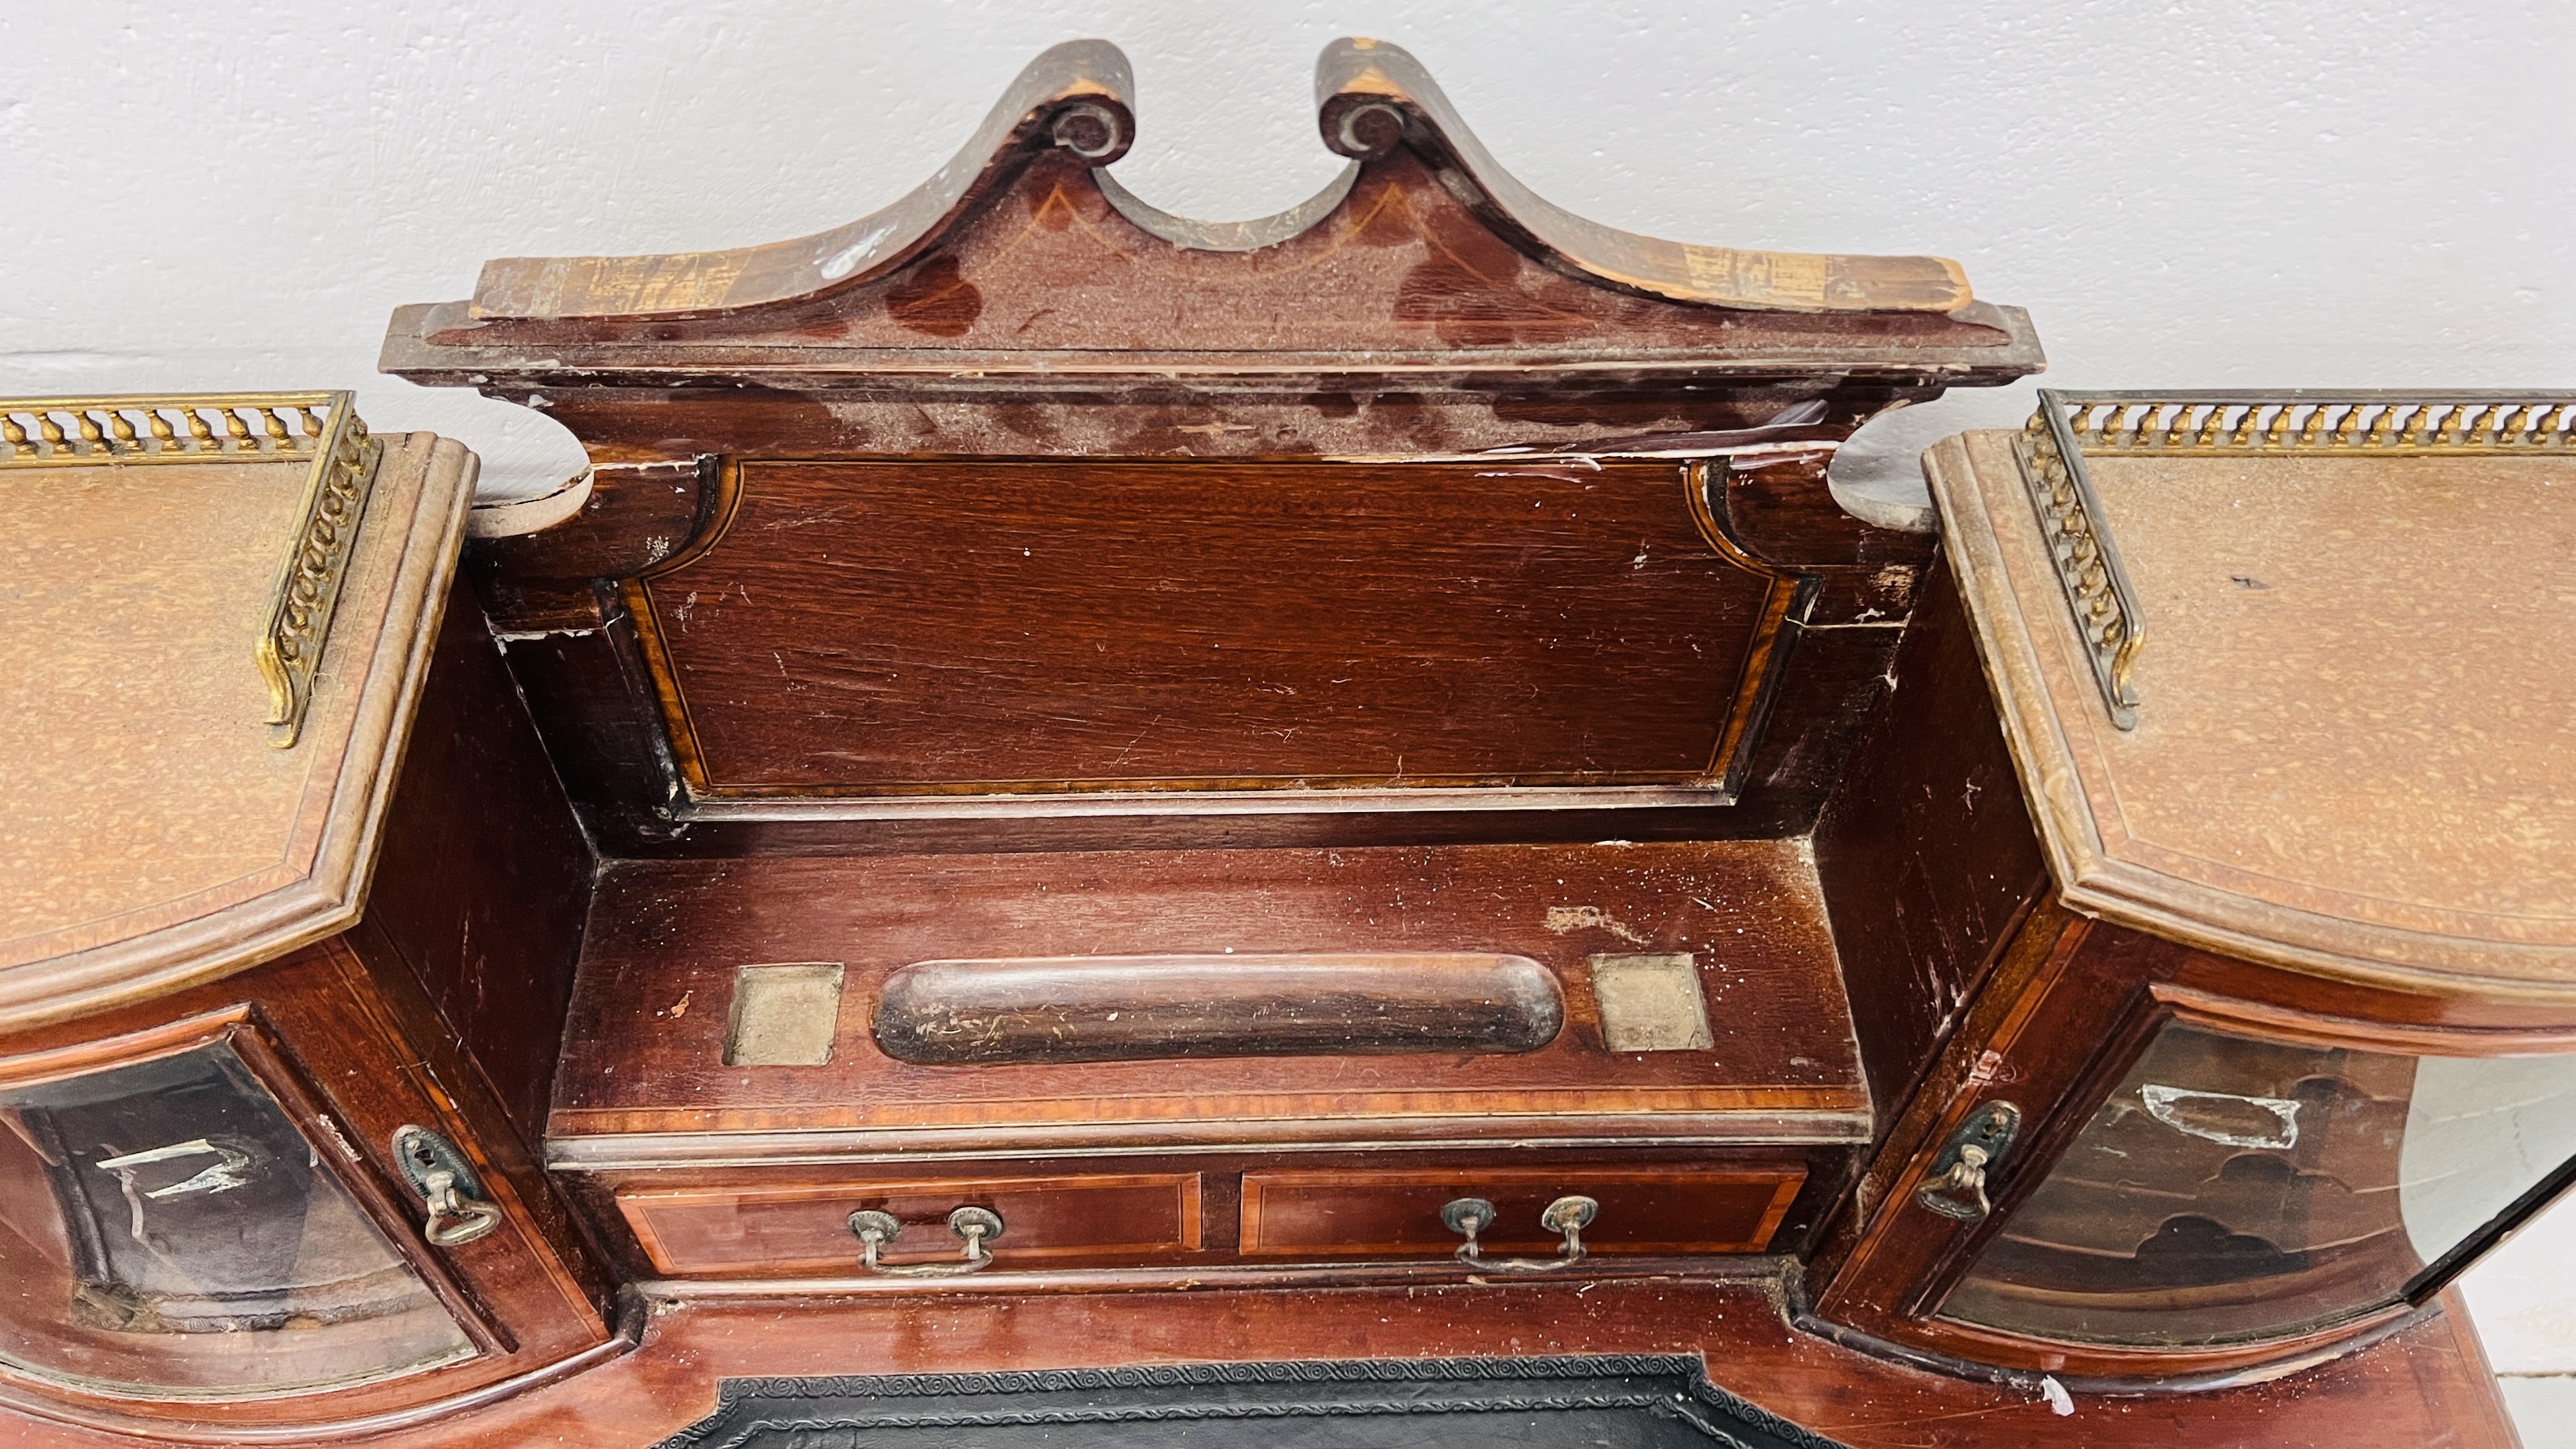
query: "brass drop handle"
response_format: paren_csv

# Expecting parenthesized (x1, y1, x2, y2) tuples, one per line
(390, 1125, 502, 1248)
(1441, 1195, 1598, 1271)
(1917, 1146, 1994, 1220)
(1915, 1101, 2023, 1222)
(848, 1206, 1004, 1276)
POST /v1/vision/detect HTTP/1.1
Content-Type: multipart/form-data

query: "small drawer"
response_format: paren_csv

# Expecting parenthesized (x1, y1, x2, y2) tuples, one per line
(618, 1173, 1204, 1276)
(1240, 1167, 1802, 1258)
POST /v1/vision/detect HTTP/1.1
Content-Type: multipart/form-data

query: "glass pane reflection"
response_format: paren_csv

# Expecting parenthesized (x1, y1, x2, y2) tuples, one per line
(1941, 1021, 2576, 1347)
(0, 1039, 473, 1397)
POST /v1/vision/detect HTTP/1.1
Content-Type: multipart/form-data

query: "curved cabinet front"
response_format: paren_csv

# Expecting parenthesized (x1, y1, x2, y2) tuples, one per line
(1814, 914, 2576, 1382)
(1936, 1013, 2576, 1351)
(0, 946, 614, 1442)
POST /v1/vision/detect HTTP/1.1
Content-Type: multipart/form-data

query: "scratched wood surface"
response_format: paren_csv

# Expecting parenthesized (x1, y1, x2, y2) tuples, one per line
(355, 575, 596, 1143)
(461, 40, 1974, 326)
(431, 148, 2015, 366)
(462, 449, 1931, 856)
(3, 1281, 2514, 1448)
(1813, 558, 2050, 1124)
(549, 839, 1865, 1148)
(385, 36, 2014, 855)
(1929, 430, 2576, 990)
(631, 457, 1779, 798)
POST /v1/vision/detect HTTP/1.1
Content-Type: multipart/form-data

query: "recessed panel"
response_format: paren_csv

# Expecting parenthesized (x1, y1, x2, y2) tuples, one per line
(1590, 953, 1715, 1052)
(723, 963, 845, 1066)
(632, 459, 1783, 799)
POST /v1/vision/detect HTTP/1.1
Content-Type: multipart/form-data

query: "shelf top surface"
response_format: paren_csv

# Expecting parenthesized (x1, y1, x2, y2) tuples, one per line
(1930, 416, 2576, 991)
(0, 417, 473, 1023)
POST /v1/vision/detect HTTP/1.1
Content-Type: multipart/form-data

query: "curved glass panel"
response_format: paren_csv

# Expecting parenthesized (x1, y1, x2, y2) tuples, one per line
(0, 1040, 474, 1397)
(1939, 1020, 2576, 1347)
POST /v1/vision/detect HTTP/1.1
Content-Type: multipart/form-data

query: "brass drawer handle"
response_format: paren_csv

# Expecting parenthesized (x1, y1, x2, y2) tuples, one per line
(1915, 1101, 2022, 1222)
(391, 1125, 502, 1248)
(848, 1206, 1004, 1276)
(1441, 1195, 1597, 1271)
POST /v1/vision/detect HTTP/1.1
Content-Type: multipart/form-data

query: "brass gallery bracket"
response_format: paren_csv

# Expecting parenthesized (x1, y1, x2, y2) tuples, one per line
(2011, 389, 2576, 732)
(0, 390, 383, 748)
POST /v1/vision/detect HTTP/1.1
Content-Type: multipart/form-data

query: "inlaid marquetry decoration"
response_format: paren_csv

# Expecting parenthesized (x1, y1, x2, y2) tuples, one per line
(2013, 390, 2576, 730)
(0, 392, 383, 747)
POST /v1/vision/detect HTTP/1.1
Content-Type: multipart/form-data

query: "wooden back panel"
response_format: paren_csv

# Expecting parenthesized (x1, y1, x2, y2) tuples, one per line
(630, 458, 1791, 802)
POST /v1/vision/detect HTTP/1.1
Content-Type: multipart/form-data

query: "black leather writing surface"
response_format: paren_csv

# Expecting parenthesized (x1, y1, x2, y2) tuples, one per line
(656, 1356, 1848, 1449)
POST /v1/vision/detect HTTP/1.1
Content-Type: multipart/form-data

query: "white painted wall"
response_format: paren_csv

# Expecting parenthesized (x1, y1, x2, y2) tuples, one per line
(6, 2, 2571, 496)
(5, 0, 2575, 1422)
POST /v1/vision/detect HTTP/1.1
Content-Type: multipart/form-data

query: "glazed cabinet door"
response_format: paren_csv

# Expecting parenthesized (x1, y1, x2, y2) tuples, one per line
(1938, 1006, 2576, 1349)
(0, 1017, 486, 1397)
(1820, 920, 2576, 1379)
(0, 949, 611, 1439)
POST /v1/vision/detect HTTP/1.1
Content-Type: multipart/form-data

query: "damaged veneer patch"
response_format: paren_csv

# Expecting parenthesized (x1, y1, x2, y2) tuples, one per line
(723, 963, 847, 1066)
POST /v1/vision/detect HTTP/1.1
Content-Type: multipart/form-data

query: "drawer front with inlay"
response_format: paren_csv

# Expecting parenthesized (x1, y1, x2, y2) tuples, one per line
(618, 1173, 1204, 1276)
(1240, 1167, 1803, 1258)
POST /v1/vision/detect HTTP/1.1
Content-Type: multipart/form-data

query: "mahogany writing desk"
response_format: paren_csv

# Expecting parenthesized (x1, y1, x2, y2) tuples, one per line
(0, 38, 2552, 1449)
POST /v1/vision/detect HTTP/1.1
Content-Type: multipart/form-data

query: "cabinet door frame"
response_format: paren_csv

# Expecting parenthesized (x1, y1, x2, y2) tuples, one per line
(0, 1004, 512, 1362)
(0, 950, 617, 1441)
(1814, 913, 2576, 1384)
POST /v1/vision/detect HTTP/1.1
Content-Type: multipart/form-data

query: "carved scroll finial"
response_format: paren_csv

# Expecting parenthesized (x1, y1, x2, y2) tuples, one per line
(468, 40, 1136, 322)
(463, 36, 1980, 325)
(1313, 37, 1972, 314)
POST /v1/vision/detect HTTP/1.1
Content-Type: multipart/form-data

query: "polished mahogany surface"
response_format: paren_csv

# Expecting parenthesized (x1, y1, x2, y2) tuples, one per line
(631, 458, 1791, 801)
(548, 839, 1865, 1154)
(386, 33, 2037, 857)
(620, 1172, 1206, 1276)
(6, 1280, 2517, 1448)
(1239, 1167, 1801, 1257)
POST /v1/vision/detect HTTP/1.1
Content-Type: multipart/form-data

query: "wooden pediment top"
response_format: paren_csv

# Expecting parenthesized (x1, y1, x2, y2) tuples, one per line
(466, 37, 1972, 325)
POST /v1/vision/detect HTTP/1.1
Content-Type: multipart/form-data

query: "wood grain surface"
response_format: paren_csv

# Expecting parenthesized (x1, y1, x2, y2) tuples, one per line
(549, 839, 1866, 1152)
(620, 1172, 1204, 1276)
(1239, 1166, 1802, 1255)
(1929, 429, 2576, 990)
(359, 576, 595, 1142)
(1814, 558, 2049, 1124)
(630, 457, 1784, 799)
(0, 435, 471, 1027)
(460, 39, 1972, 325)
(0, 1280, 2511, 1448)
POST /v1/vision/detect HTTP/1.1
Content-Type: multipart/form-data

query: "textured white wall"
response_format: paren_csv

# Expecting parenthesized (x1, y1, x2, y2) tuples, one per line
(5, 1, 2570, 496)
(6, 0, 2575, 1411)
